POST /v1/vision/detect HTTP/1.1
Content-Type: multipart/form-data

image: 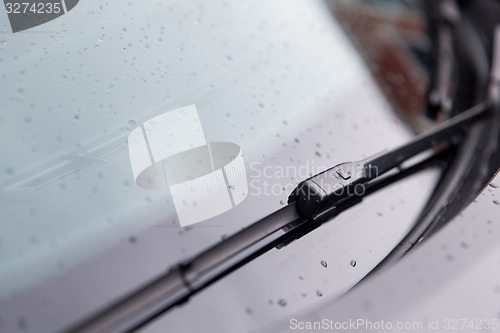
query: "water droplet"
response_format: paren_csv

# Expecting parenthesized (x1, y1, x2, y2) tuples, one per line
(277, 299, 287, 307)
(320, 260, 328, 268)
(228, 185, 235, 190)
(494, 200, 500, 205)
(316, 290, 323, 297)
(128, 119, 137, 126)
(257, 102, 264, 108)
(279, 200, 285, 205)
(350, 260, 357, 267)
(489, 183, 499, 189)
(17, 318, 28, 330)
(1, 40, 6, 45)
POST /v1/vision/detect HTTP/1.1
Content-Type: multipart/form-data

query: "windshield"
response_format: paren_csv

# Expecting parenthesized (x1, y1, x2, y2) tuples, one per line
(0, 1, 441, 332)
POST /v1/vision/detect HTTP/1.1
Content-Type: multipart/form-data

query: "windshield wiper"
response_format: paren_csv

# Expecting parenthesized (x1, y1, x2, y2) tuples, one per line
(64, 96, 495, 333)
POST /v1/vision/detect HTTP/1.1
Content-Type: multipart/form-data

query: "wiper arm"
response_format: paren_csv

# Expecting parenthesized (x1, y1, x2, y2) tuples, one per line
(64, 100, 492, 333)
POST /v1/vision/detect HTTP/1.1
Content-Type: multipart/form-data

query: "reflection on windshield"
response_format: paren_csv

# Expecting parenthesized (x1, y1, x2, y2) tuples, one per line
(332, 0, 431, 132)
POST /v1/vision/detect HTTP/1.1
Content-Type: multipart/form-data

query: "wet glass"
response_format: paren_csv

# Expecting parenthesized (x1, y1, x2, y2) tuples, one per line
(0, 1, 440, 332)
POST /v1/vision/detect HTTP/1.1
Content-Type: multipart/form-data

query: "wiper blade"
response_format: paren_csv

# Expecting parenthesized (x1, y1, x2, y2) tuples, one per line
(64, 101, 492, 333)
